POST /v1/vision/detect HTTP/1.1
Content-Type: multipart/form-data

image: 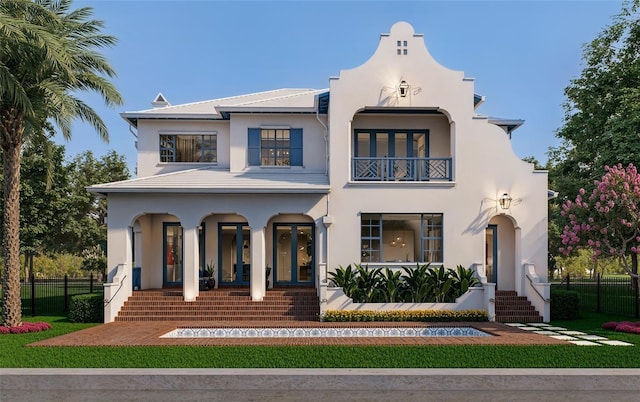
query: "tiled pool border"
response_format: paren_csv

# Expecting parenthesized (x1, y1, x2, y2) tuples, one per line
(161, 326, 491, 338)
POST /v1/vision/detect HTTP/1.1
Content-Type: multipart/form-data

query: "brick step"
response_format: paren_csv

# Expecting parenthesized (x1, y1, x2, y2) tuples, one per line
(119, 307, 320, 314)
(114, 316, 317, 322)
(495, 304, 538, 311)
(494, 291, 543, 323)
(118, 310, 317, 316)
(495, 315, 543, 323)
(117, 288, 320, 322)
(495, 291, 518, 296)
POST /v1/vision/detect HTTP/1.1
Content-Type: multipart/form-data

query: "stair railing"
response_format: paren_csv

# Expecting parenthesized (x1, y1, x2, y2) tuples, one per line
(104, 263, 127, 308)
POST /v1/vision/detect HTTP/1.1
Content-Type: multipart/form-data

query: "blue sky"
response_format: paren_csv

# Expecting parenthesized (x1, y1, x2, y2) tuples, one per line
(61, 0, 625, 175)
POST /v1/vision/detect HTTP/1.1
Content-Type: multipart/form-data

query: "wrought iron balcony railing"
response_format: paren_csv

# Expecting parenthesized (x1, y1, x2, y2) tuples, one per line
(352, 157, 452, 181)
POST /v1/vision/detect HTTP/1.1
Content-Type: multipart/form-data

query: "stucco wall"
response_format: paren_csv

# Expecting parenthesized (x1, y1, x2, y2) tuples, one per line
(325, 22, 548, 283)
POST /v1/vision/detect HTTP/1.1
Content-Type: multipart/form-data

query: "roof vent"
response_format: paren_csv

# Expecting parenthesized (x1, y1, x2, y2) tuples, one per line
(151, 92, 170, 108)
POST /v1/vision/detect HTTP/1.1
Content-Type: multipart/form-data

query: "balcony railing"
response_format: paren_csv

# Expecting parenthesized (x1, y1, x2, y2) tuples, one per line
(352, 157, 452, 181)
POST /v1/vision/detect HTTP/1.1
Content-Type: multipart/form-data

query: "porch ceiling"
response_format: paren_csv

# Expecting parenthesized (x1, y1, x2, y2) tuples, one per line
(87, 167, 330, 195)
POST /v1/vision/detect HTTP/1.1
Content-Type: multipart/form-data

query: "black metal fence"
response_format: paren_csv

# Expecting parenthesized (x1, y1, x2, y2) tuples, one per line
(16, 273, 103, 316)
(552, 273, 639, 318)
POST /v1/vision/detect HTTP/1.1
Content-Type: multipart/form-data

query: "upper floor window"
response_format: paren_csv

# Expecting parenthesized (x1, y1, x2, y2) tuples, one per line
(248, 128, 302, 166)
(354, 129, 428, 159)
(159, 134, 217, 163)
(361, 213, 443, 264)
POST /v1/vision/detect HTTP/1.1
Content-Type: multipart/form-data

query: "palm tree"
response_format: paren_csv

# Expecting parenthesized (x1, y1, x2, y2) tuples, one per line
(0, 0, 122, 327)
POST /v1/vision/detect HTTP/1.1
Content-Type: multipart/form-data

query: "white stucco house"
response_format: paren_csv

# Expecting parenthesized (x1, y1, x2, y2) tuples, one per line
(90, 22, 550, 323)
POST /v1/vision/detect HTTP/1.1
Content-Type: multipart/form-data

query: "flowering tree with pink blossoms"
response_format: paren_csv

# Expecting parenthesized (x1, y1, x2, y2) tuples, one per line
(559, 163, 640, 279)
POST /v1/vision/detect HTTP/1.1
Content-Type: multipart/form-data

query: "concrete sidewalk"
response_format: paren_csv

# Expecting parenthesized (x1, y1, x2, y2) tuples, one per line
(2, 368, 640, 401)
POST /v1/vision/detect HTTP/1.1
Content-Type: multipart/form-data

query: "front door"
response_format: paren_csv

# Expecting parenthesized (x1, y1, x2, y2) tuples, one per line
(485, 224, 498, 286)
(163, 223, 183, 286)
(218, 223, 251, 285)
(274, 224, 314, 285)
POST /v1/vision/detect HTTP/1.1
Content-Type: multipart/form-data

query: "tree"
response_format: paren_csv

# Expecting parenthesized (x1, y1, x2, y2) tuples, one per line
(0, 0, 122, 327)
(548, 1, 640, 278)
(63, 150, 129, 254)
(549, 0, 640, 200)
(559, 163, 640, 280)
(16, 138, 73, 277)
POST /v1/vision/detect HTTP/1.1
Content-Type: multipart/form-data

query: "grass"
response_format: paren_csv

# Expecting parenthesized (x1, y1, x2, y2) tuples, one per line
(1, 313, 639, 368)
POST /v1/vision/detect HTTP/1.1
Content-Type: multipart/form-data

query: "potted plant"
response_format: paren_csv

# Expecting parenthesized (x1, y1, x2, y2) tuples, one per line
(205, 260, 216, 289)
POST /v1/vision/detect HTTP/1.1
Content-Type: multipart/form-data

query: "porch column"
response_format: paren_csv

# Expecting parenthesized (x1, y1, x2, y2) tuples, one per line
(104, 219, 133, 323)
(250, 227, 266, 301)
(182, 225, 200, 302)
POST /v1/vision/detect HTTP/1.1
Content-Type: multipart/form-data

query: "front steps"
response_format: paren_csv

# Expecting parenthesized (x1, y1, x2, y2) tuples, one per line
(115, 288, 320, 322)
(494, 290, 543, 323)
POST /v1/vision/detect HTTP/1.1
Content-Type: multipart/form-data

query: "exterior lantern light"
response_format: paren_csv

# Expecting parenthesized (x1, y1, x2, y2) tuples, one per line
(499, 193, 512, 210)
(399, 80, 409, 97)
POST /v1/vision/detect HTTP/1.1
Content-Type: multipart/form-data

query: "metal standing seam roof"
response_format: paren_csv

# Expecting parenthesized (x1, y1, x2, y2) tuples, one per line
(121, 88, 329, 126)
(87, 167, 330, 195)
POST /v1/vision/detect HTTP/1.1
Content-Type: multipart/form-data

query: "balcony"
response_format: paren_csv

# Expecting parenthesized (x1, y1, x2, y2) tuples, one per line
(352, 157, 452, 182)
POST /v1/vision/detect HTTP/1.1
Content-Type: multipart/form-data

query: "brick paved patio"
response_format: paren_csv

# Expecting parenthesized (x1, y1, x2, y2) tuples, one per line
(28, 321, 567, 347)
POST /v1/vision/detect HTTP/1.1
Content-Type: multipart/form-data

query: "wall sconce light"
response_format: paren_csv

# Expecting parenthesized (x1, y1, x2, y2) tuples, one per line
(398, 80, 410, 97)
(499, 193, 512, 210)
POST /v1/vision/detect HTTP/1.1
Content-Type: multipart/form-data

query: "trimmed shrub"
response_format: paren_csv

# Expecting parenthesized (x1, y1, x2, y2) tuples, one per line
(602, 321, 640, 335)
(550, 289, 580, 320)
(68, 293, 104, 323)
(321, 309, 489, 322)
(0, 322, 52, 334)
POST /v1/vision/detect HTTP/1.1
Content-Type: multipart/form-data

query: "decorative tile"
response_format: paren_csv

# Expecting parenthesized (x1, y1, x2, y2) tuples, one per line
(160, 326, 491, 339)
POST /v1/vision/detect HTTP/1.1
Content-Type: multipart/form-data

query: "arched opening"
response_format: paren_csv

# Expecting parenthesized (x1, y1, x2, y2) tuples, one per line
(486, 215, 516, 290)
(267, 214, 315, 286)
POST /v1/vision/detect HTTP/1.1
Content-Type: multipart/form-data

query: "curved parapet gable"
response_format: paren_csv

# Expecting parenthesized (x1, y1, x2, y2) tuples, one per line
(330, 21, 472, 117)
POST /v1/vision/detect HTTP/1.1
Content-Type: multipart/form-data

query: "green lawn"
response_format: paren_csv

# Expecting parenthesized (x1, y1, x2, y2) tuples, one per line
(1, 313, 639, 368)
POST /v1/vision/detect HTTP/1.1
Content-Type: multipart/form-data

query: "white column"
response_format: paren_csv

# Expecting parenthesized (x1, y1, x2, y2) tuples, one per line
(250, 227, 266, 301)
(104, 222, 133, 323)
(182, 225, 200, 302)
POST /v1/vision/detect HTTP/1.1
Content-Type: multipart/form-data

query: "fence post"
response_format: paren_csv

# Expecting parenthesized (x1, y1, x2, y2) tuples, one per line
(596, 273, 601, 313)
(90, 272, 94, 294)
(30, 272, 35, 317)
(566, 273, 570, 290)
(64, 274, 69, 312)
(635, 276, 639, 319)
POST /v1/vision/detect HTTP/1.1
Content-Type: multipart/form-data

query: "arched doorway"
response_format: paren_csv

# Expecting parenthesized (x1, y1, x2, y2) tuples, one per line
(268, 214, 315, 286)
(486, 215, 516, 291)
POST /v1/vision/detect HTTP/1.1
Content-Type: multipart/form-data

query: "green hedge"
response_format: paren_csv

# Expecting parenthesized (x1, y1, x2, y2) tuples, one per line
(68, 293, 104, 323)
(550, 289, 580, 320)
(322, 309, 489, 322)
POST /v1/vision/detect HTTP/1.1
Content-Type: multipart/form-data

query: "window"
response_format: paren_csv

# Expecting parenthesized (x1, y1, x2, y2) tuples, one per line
(159, 134, 217, 163)
(248, 128, 302, 166)
(353, 129, 429, 181)
(360, 213, 443, 263)
(354, 130, 428, 159)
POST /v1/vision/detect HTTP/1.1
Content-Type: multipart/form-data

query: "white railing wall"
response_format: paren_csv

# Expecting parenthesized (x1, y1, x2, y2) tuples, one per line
(103, 263, 131, 323)
(522, 263, 551, 322)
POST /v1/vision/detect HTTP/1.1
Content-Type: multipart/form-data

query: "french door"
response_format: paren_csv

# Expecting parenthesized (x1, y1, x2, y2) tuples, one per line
(218, 223, 251, 285)
(274, 224, 314, 285)
(163, 223, 183, 286)
(485, 224, 498, 285)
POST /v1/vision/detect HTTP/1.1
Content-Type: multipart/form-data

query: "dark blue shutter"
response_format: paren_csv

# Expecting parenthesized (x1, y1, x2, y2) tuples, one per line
(290, 128, 303, 166)
(248, 128, 261, 166)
